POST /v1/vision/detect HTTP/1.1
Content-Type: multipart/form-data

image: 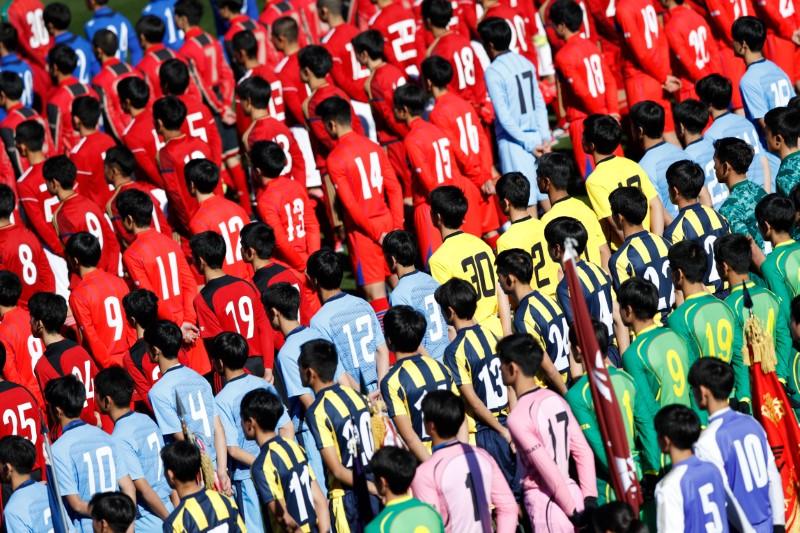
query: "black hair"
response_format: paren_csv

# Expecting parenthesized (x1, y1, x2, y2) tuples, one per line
(122, 289, 158, 330)
(382, 230, 418, 267)
(174, 0, 204, 25)
(65, 232, 101, 268)
(118, 76, 150, 109)
(89, 492, 137, 533)
(0, 184, 14, 219)
(430, 185, 467, 229)
(370, 446, 419, 494)
(695, 74, 732, 110)
(271, 16, 299, 42)
(496, 333, 544, 377)
(298, 338, 339, 382)
(351, 30, 385, 60)
(219, 0, 246, 11)
(44, 374, 85, 418)
(421, 55, 453, 88)
(654, 404, 701, 450)
(668, 240, 707, 283)
(755, 193, 796, 233)
(316, 96, 352, 126)
(792, 294, 800, 324)
(582, 114, 622, 154)
(421, 390, 464, 439)
(765, 107, 800, 148)
(609, 186, 647, 225)
(48, 43, 78, 74)
(158, 59, 190, 95)
(732, 16, 766, 51)
(43, 3, 72, 31)
(666, 159, 705, 199)
(104, 145, 137, 177)
(240, 221, 276, 259)
(240, 388, 285, 432)
(592, 502, 647, 533)
(714, 137, 754, 174)
(434, 278, 477, 320)
(232, 30, 259, 59)
(549, 0, 584, 32)
(153, 95, 187, 130)
(238, 76, 271, 109)
(0, 435, 36, 474)
(71, 95, 101, 128)
(116, 188, 154, 227)
(298, 45, 333, 78)
(250, 140, 287, 178)
(568, 318, 609, 354)
(384, 305, 427, 353)
(161, 440, 201, 482)
(0, 71, 23, 100)
(210, 332, 249, 370)
(477, 17, 512, 52)
(92, 28, 118, 57)
(393, 84, 427, 116)
(42, 155, 77, 189)
(421, 0, 452, 28)
(136, 15, 166, 44)
(713, 233, 751, 275)
(15, 120, 45, 152)
(94, 366, 135, 407)
(495, 172, 530, 208)
(536, 152, 575, 191)
(0, 23, 18, 52)
(262, 282, 300, 320)
(544, 216, 588, 255)
(0, 270, 21, 307)
(495, 248, 533, 284)
(673, 99, 710, 134)
(185, 158, 220, 194)
(190, 231, 227, 270)
(617, 278, 658, 320)
(28, 291, 67, 332)
(307, 249, 344, 290)
(143, 320, 183, 360)
(630, 100, 665, 139)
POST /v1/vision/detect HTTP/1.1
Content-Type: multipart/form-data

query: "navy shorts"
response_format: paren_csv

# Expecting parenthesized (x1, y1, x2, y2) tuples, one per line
(475, 422, 521, 499)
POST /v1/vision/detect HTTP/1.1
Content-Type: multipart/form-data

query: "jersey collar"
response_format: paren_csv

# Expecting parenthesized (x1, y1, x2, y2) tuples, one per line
(685, 137, 706, 148)
(286, 325, 306, 339)
(623, 229, 649, 244)
(225, 373, 249, 385)
(442, 230, 463, 242)
(16, 478, 37, 492)
(728, 280, 755, 293)
(775, 239, 797, 249)
(684, 291, 709, 301)
(385, 494, 414, 507)
(162, 364, 184, 376)
(643, 141, 666, 155)
(511, 215, 532, 225)
(62, 419, 86, 434)
(115, 410, 135, 425)
(398, 270, 420, 281)
(636, 323, 658, 336)
(431, 439, 459, 452)
(324, 292, 347, 305)
(708, 406, 731, 421)
(746, 58, 766, 71)
(713, 111, 731, 122)
(595, 155, 615, 166)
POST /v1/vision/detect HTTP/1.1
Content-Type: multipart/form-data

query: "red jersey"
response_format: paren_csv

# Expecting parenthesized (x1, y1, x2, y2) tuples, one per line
(224, 15, 271, 67)
(481, 5, 539, 66)
(553, 34, 619, 121)
(242, 115, 305, 183)
(194, 275, 274, 368)
(544, 0, 596, 56)
(0, 380, 45, 473)
(46, 76, 97, 154)
(235, 67, 285, 136)
(122, 228, 198, 325)
(274, 52, 309, 127)
(179, 27, 235, 114)
(367, 63, 408, 146)
(756, 0, 800, 39)
(326, 131, 404, 241)
(663, 5, 723, 90)
(321, 23, 370, 102)
(92, 58, 140, 141)
(259, 0, 313, 47)
(69, 131, 117, 209)
(106, 181, 171, 247)
(707, 0, 756, 48)
(403, 117, 462, 206)
(0, 223, 55, 308)
(251, 261, 320, 324)
(414, 0, 475, 45)
(157, 134, 214, 234)
(615, 0, 671, 82)
(0, 104, 54, 176)
(369, 1, 425, 77)
(16, 162, 63, 253)
(0, 305, 45, 407)
(121, 111, 165, 188)
(188, 195, 253, 279)
(53, 193, 121, 275)
(178, 93, 223, 166)
(255, 176, 320, 271)
(6, 0, 50, 69)
(302, 83, 364, 170)
(137, 44, 178, 100)
(69, 268, 136, 369)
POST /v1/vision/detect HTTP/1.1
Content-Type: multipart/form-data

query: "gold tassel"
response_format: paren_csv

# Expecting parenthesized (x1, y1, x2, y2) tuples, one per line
(370, 399, 387, 450)
(200, 451, 216, 491)
(744, 314, 777, 374)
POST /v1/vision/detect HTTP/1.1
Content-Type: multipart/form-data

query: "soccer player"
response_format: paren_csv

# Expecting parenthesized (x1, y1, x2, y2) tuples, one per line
(94, 367, 172, 530)
(411, 390, 518, 532)
(582, 114, 665, 246)
(186, 159, 252, 280)
(141, 0, 184, 51)
(85, 0, 142, 65)
(380, 306, 457, 461)
(382, 230, 449, 361)
(765, 106, 800, 195)
(690, 357, 785, 531)
(66, 233, 136, 369)
(242, 388, 331, 533)
(0, 340, 44, 468)
(318, 96, 404, 303)
(301, 338, 377, 533)
(317, 0, 369, 103)
(478, 17, 551, 208)
(495, 249, 569, 392)
(733, 16, 796, 128)
(45, 375, 135, 531)
(121, 289, 165, 408)
(232, 31, 285, 131)
(68, 95, 117, 209)
(135, 15, 183, 100)
(90, 30, 140, 144)
(368, 0, 424, 78)
(89, 492, 137, 533)
(673, 99, 725, 207)
(46, 44, 98, 154)
(118, 77, 164, 188)
(307, 249, 389, 393)
(653, 404, 732, 532)
(249, 140, 320, 272)
(219, 0, 271, 76)
(479, 0, 539, 69)
(0, 436, 52, 533)
(667, 241, 748, 405)
(43, 2, 98, 83)
(757, 194, 800, 314)
(211, 332, 291, 533)
(161, 440, 246, 532)
(0, 72, 53, 177)
(0, 24, 34, 110)
(271, 17, 308, 128)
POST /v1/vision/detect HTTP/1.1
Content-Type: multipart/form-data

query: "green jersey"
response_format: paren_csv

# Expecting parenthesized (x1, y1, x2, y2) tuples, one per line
(761, 239, 800, 321)
(776, 150, 800, 197)
(719, 180, 767, 251)
(365, 496, 444, 533)
(667, 292, 748, 402)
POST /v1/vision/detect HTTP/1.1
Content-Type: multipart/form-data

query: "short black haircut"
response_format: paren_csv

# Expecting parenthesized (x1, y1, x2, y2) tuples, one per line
(219, 0, 246, 11)
(185, 158, 220, 194)
(95, 366, 135, 407)
(174, 0, 204, 25)
(666, 159, 705, 199)
(240, 388, 285, 432)
(298, 338, 339, 382)
(393, 83, 428, 116)
(316, 96, 351, 126)
(116, 188, 154, 227)
(536, 152, 575, 191)
(0, 435, 36, 474)
(72, 95, 102, 128)
(421, 0, 452, 28)
(92, 28, 118, 57)
(549, 0, 584, 32)
(307, 249, 343, 290)
(250, 140, 287, 178)
(713, 233, 751, 275)
(495, 172, 530, 209)
(28, 291, 67, 332)
(0, 71, 23, 100)
(0, 184, 15, 219)
(384, 305, 427, 353)
(0, 23, 19, 52)
(153, 95, 187, 130)
(161, 440, 201, 482)
(209, 332, 249, 370)
(714, 137, 754, 174)
(136, 15, 166, 44)
(421, 390, 464, 439)
(765, 107, 800, 148)
(15, 119, 45, 152)
(582, 114, 622, 154)
(240, 221, 276, 259)
(668, 240, 707, 283)
(617, 278, 658, 320)
(0, 270, 21, 307)
(122, 289, 158, 330)
(495, 248, 533, 284)
(421, 55, 453, 88)
(42, 155, 77, 189)
(382, 230, 418, 267)
(695, 74, 732, 110)
(232, 30, 259, 58)
(272, 16, 299, 42)
(65, 232, 101, 268)
(609, 186, 647, 225)
(653, 404, 701, 450)
(477, 17, 512, 52)
(496, 333, 544, 377)
(351, 30, 385, 60)
(569, 318, 609, 354)
(298, 45, 333, 78)
(630, 100, 665, 139)
(44, 374, 85, 418)
(238, 76, 272, 109)
(118, 76, 150, 109)
(755, 193, 796, 233)
(89, 492, 137, 533)
(673, 99, 710, 134)
(732, 16, 766, 51)
(190, 231, 227, 270)
(158, 59, 190, 95)
(143, 320, 183, 360)
(544, 216, 588, 255)
(430, 185, 467, 229)
(48, 43, 78, 74)
(370, 446, 419, 494)
(262, 282, 300, 320)
(434, 278, 477, 320)
(43, 2, 72, 31)
(104, 145, 137, 177)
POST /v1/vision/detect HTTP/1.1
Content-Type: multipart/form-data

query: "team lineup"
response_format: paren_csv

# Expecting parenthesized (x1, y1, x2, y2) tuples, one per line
(0, 0, 798, 531)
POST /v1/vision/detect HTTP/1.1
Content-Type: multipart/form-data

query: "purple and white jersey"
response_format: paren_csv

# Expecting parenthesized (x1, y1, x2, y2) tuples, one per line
(655, 455, 729, 533)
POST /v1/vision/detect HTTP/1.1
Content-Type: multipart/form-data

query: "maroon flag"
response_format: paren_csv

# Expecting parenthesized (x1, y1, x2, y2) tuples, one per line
(563, 242, 643, 513)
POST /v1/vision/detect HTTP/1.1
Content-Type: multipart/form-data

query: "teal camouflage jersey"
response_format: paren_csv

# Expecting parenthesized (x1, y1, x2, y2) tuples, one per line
(776, 151, 800, 197)
(719, 180, 767, 251)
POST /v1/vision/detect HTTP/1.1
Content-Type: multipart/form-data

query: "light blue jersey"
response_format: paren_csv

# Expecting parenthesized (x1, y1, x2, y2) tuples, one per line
(685, 136, 727, 209)
(389, 270, 449, 361)
(740, 59, 795, 123)
(695, 407, 785, 533)
(639, 141, 693, 218)
(310, 292, 385, 393)
(142, 0, 184, 50)
(52, 420, 129, 532)
(112, 411, 172, 532)
(0, 53, 33, 108)
(148, 364, 219, 465)
(704, 111, 779, 191)
(485, 50, 550, 205)
(3, 480, 55, 533)
(54, 31, 99, 83)
(85, 7, 142, 65)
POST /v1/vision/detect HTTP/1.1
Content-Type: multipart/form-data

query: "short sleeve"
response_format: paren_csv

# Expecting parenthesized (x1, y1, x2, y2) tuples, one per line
(113, 435, 144, 481)
(278, 346, 314, 399)
(443, 343, 471, 387)
(585, 179, 611, 220)
(111, 439, 130, 480)
(740, 77, 768, 120)
(251, 455, 281, 504)
(215, 395, 239, 447)
(149, 389, 182, 436)
(52, 443, 78, 496)
(381, 374, 407, 418)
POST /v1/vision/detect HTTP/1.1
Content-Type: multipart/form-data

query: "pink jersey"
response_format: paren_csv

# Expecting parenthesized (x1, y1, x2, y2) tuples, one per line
(411, 441, 517, 533)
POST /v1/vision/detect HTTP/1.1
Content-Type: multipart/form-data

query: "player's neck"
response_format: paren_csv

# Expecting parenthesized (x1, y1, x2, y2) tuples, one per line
(54, 72, 71, 84)
(726, 173, 747, 189)
(430, 86, 448, 99)
(195, 191, 215, 203)
(279, 318, 302, 336)
(59, 415, 81, 428)
(431, 26, 448, 38)
(112, 176, 133, 189)
(709, 107, 726, 119)
(674, 196, 696, 210)
(158, 357, 182, 374)
(0, 217, 10, 229)
(0, 304, 13, 317)
(327, 16, 346, 27)
(769, 231, 793, 246)
(130, 224, 150, 235)
(79, 126, 98, 138)
(395, 350, 417, 361)
(439, 226, 460, 239)
(508, 207, 530, 223)
(9, 471, 31, 492)
(223, 367, 246, 382)
(679, 282, 706, 298)
(162, 129, 183, 141)
(26, 151, 45, 165)
(630, 318, 655, 335)
(376, 0, 393, 8)
(2, 98, 19, 111)
(779, 144, 800, 160)
(744, 51, 764, 66)
(319, 287, 342, 303)
(452, 317, 477, 331)
(203, 268, 227, 283)
(56, 188, 77, 202)
(283, 42, 300, 56)
(174, 480, 203, 499)
(310, 379, 335, 394)
(128, 106, 146, 118)
(255, 427, 277, 447)
(41, 331, 65, 346)
(395, 264, 416, 278)
(514, 283, 533, 303)
(547, 188, 568, 205)
(382, 490, 409, 505)
(366, 58, 385, 71)
(668, 448, 694, 465)
(511, 376, 540, 398)
(50, 29, 67, 38)
(308, 76, 328, 91)
(641, 136, 663, 150)
(725, 272, 750, 288)
(77, 265, 97, 278)
(622, 223, 644, 238)
(107, 405, 131, 424)
(706, 397, 729, 416)
(592, 151, 612, 164)
(250, 107, 270, 121)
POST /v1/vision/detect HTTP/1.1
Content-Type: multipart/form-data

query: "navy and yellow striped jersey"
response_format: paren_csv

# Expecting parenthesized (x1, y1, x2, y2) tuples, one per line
(513, 290, 570, 374)
(557, 260, 616, 345)
(252, 436, 318, 533)
(663, 203, 730, 295)
(163, 489, 246, 533)
(443, 324, 508, 425)
(305, 384, 374, 495)
(379, 354, 457, 444)
(609, 230, 674, 321)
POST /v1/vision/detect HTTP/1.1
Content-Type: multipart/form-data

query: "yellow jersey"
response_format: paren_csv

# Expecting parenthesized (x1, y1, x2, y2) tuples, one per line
(496, 216, 559, 296)
(585, 155, 658, 230)
(541, 196, 608, 266)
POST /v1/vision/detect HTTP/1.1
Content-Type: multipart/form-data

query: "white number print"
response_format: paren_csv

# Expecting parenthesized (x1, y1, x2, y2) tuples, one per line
(218, 216, 244, 265)
(342, 315, 376, 369)
(273, 133, 293, 175)
(288, 467, 314, 522)
(188, 391, 212, 437)
(583, 54, 606, 98)
(770, 79, 793, 107)
(476, 358, 508, 409)
(387, 19, 417, 63)
(413, 384, 448, 438)
(26, 9, 49, 48)
(284, 199, 306, 242)
(548, 318, 570, 372)
(432, 138, 452, 184)
(104, 296, 124, 341)
(71, 361, 95, 408)
(780, 0, 796, 17)
(689, 26, 711, 71)
(733, 0, 748, 18)
(83, 446, 116, 494)
(18, 244, 37, 285)
(699, 482, 724, 533)
(147, 432, 163, 481)
(452, 46, 476, 89)
(2, 402, 37, 443)
(456, 113, 480, 155)
(186, 112, 208, 142)
(341, 411, 375, 467)
(85, 212, 104, 249)
(155, 252, 181, 301)
(354, 152, 384, 200)
(704, 235, 720, 284)
(224, 296, 255, 339)
(733, 434, 769, 492)
(28, 335, 44, 370)
(641, 5, 659, 49)
(423, 294, 444, 342)
(345, 42, 370, 81)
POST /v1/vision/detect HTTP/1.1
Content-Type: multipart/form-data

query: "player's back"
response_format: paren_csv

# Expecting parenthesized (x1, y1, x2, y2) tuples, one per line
(35, 338, 100, 427)
(684, 137, 724, 206)
(664, 203, 729, 293)
(614, 0, 668, 74)
(53, 193, 120, 275)
(484, 51, 543, 138)
(668, 292, 737, 364)
(554, 35, 615, 118)
(514, 291, 570, 375)
(704, 112, 777, 189)
(585, 155, 656, 228)
(496, 216, 559, 295)
(762, 240, 800, 299)
(142, 0, 184, 50)
(320, 23, 369, 101)
(429, 91, 492, 182)
(610, 230, 674, 318)
(164, 488, 245, 532)
(252, 261, 320, 324)
(0, 223, 54, 307)
(0, 306, 44, 405)
(429, 33, 487, 114)
(69, 131, 118, 208)
(0, 381, 45, 471)
(405, 118, 461, 205)
(623, 325, 691, 407)
(3, 478, 52, 533)
(639, 142, 693, 218)
(740, 59, 795, 121)
(369, 1, 423, 77)
(558, 260, 615, 340)
(244, 117, 304, 182)
(541, 197, 608, 265)
(390, 270, 449, 360)
(655, 455, 730, 533)
(190, 195, 251, 279)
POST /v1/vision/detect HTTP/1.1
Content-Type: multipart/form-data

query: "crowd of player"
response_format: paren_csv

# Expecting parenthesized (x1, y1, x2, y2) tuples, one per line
(0, 0, 798, 530)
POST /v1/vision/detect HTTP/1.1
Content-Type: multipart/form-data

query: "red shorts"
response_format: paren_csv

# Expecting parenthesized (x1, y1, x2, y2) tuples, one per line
(413, 203, 443, 267)
(718, 44, 745, 110)
(347, 215, 392, 286)
(766, 34, 800, 82)
(624, 73, 675, 133)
